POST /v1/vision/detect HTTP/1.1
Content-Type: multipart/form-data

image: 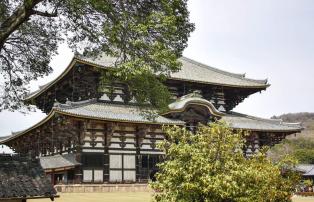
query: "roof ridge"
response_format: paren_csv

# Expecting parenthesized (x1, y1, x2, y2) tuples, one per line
(305, 166, 314, 175)
(94, 101, 160, 110)
(180, 56, 268, 84)
(54, 98, 97, 110)
(181, 56, 244, 78)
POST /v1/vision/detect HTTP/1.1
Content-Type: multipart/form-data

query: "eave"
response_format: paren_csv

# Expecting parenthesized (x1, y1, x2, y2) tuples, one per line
(0, 103, 184, 145)
(24, 55, 270, 103)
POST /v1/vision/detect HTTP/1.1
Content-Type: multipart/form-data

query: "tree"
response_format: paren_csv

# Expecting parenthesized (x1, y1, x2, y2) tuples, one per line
(151, 122, 299, 202)
(0, 0, 194, 111)
(269, 138, 314, 164)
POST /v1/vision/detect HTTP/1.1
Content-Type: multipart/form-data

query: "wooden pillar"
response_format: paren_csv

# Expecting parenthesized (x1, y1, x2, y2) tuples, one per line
(136, 126, 147, 182)
(103, 123, 113, 182)
(51, 171, 55, 185)
(75, 121, 83, 183)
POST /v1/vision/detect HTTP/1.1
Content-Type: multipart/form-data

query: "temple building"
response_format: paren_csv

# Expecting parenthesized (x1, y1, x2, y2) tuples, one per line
(0, 55, 302, 184)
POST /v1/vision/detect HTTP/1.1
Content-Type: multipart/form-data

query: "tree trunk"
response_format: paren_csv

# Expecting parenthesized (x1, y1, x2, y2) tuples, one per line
(0, 0, 43, 50)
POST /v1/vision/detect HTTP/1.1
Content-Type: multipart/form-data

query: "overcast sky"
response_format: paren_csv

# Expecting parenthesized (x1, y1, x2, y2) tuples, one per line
(0, 0, 314, 143)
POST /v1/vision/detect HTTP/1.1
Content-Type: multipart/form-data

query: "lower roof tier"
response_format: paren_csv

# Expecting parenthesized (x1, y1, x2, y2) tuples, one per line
(0, 98, 303, 145)
(221, 112, 303, 132)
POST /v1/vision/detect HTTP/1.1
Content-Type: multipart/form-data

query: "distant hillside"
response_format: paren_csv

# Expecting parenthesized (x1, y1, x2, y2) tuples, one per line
(271, 112, 314, 138)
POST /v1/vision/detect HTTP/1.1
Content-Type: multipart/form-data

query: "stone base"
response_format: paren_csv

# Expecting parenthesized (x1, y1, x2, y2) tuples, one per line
(54, 184, 150, 193)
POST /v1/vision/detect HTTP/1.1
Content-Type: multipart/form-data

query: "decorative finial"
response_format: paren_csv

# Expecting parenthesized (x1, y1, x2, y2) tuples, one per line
(65, 98, 72, 106)
(180, 90, 203, 100)
(53, 99, 61, 108)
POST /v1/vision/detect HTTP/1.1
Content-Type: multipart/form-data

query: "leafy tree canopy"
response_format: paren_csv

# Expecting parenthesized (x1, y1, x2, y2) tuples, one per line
(151, 122, 299, 202)
(0, 0, 194, 111)
(269, 138, 314, 164)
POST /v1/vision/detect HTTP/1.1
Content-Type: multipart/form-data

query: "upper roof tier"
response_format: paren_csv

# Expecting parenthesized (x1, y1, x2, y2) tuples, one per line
(78, 54, 269, 88)
(25, 54, 269, 101)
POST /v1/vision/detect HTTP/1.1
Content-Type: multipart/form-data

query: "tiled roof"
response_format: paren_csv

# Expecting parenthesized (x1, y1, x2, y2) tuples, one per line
(0, 100, 184, 145)
(54, 99, 185, 125)
(25, 54, 269, 101)
(0, 135, 10, 141)
(77, 54, 269, 88)
(174, 57, 268, 87)
(0, 100, 301, 144)
(295, 164, 314, 176)
(221, 112, 303, 132)
(40, 154, 80, 170)
(303, 168, 314, 176)
(0, 155, 57, 200)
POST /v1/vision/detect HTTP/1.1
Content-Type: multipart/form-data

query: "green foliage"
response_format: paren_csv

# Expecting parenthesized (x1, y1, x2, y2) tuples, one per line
(151, 122, 300, 202)
(271, 112, 314, 123)
(269, 138, 314, 164)
(0, 0, 194, 111)
(98, 68, 171, 111)
(303, 179, 313, 187)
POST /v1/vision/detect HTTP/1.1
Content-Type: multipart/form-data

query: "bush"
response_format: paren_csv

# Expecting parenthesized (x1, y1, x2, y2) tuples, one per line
(151, 122, 300, 202)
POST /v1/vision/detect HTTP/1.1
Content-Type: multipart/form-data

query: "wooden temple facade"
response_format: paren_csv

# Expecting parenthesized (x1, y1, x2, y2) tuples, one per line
(0, 55, 303, 184)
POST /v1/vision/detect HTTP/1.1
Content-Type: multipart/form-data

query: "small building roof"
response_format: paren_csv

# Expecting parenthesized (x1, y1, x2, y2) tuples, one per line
(0, 155, 57, 200)
(295, 164, 314, 176)
(296, 164, 314, 173)
(221, 112, 303, 132)
(39, 153, 80, 171)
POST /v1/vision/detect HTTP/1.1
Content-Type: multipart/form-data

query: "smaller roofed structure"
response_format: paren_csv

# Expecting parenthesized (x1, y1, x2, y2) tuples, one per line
(40, 153, 80, 172)
(0, 154, 57, 201)
(296, 164, 314, 177)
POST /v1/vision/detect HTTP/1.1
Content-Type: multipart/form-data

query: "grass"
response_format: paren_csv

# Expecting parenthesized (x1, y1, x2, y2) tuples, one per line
(28, 193, 314, 202)
(292, 195, 314, 202)
(29, 192, 152, 202)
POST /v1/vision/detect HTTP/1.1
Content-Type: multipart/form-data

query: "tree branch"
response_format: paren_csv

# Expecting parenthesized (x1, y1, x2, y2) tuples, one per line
(0, 0, 45, 51)
(31, 10, 58, 17)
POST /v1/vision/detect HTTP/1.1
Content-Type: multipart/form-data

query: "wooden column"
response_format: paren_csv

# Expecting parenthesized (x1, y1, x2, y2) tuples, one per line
(103, 123, 113, 182)
(75, 121, 83, 183)
(136, 126, 147, 182)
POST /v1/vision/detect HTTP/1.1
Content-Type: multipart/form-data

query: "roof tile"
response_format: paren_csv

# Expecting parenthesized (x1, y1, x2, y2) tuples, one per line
(0, 155, 57, 200)
(221, 112, 303, 132)
(55, 100, 185, 125)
